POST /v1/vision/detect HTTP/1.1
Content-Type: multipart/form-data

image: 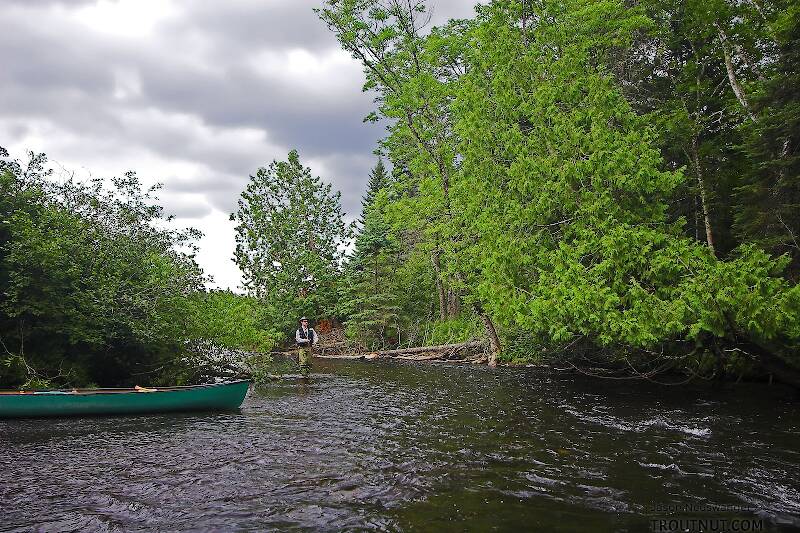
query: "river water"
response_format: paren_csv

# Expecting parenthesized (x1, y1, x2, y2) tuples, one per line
(1, 359, 799, 532)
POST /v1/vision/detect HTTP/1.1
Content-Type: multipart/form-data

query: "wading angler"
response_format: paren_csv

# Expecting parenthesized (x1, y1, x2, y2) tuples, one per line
(295, 317, 318, 375)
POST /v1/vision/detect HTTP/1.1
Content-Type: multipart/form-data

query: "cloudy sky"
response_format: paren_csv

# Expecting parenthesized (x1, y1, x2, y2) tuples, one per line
(2, 0, 477, 289)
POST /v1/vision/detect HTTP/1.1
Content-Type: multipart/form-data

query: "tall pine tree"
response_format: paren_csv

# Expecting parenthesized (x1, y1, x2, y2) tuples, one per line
(341, 159, 401, 348)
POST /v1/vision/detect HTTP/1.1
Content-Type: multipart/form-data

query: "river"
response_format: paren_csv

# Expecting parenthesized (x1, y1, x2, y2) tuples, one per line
(1, 359, 799, 532)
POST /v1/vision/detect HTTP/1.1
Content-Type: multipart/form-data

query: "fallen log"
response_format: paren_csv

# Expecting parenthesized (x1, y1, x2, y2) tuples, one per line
(314, 353, 369, 360)
(316, 340, 486, 361)
(393, 353, 447, 361)
(369, 340, 484, 357)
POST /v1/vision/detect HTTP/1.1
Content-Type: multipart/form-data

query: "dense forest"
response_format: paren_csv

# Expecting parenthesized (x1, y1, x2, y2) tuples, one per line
(311, 0, 800, 385)
(2, 0, 800, 388)
(0, 149, 279, 388)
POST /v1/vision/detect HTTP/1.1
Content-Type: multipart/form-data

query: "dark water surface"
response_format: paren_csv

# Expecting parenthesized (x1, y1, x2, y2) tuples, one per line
(1, 359, 799, 532)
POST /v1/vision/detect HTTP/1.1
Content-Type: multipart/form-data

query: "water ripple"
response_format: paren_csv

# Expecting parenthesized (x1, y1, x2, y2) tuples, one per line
(1, 360, 798, 531)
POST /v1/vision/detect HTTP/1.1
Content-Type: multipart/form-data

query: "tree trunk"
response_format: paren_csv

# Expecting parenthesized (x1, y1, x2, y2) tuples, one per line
(716, 24, 758, 122)
(688, 137, 716, 255)
(694, 193, 700, 241)
(453, 272, 501, 366)
(431, 249, 448, 321)
(447, 289, 461, 317)
(368, 340, 483, 356)
(476, 303, 501, 367)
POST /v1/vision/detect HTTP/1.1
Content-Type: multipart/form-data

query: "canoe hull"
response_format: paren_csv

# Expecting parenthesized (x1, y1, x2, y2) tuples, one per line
(0, 381, 250, 419)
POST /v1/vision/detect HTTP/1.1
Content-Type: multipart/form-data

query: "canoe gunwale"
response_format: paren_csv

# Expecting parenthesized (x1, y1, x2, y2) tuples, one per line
(0, 380, 251, 418)
(0, 379, 251, 396)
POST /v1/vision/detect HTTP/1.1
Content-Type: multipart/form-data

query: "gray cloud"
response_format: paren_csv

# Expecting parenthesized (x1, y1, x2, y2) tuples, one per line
(165, 1, 335, 53)
(1, 0, 481, 288)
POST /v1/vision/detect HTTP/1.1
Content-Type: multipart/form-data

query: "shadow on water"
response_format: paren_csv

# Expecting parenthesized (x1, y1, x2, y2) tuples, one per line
(1, 358, 799, 532)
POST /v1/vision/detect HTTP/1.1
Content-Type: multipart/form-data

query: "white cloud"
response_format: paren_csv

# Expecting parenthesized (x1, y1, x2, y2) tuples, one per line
(178, 210, 243, 291)
(73, 0, 178, 39)
(249, 47, 364, 99)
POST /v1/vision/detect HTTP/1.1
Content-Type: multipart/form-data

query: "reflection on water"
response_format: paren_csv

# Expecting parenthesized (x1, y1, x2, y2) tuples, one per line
(1, 359, 799, 532)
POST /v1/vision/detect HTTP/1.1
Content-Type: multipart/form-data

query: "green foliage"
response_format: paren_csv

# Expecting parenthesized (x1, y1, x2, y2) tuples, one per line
(0, 148, 289, 389)
(231, 150, 351, 333)
(448, 1, 800, 363)
(340, 161, 406, 348)
(243, 353, 276, 385)
(358, 158, 390, 226)
(0, 149, 204, 388)
(734, 7, 800, 269)
(319, 1, 479, 350)
(2, 0, 797, 390)
(423, 315, 482, 346)
(185, 290, 280, 353)
(499, 329, 558, 365)
(320, 0, 800, 382)
(622, 0, 800, 267)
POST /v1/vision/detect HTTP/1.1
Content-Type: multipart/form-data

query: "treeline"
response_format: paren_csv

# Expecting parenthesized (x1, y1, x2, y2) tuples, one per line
(302, 0, 800, 384)
(4, 0, 798, 388)
(0, 149, 278, 388)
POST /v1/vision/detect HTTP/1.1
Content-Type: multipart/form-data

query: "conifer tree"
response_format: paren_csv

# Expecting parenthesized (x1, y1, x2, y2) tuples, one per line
(342, 159, 401, 348)
(359, 159, 389, 226)
(736, 9, 800, 274)
(232, 150, 350, 331)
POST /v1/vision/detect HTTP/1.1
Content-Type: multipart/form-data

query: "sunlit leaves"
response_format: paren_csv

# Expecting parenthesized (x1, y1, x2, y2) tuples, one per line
(0, 150, 205, 387)
(232, 150, 351, 329)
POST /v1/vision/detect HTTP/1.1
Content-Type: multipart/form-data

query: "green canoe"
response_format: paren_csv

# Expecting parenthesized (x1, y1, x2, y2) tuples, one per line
(0, 380, 250, 418)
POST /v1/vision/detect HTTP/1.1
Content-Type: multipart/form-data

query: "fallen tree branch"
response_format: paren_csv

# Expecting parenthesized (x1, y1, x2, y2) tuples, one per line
(393, 353, 449, 361)
(370, 340, 483, 356)
(315, 353, 370, 360)
(316, 340, 486, 361)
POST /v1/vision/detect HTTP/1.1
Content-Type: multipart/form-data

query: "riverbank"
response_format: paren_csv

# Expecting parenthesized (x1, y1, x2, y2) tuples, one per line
(302, 328, 800, 389)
